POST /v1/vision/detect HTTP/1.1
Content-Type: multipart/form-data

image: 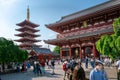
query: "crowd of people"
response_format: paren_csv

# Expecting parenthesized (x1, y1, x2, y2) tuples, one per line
(15, 58, 57, 76)
(14, 57, 120, 80)
(62, 58, 87, 80)
(33, 58, 56, 76)
(1, 57, 120, 80)
(62, 57, 116, 80)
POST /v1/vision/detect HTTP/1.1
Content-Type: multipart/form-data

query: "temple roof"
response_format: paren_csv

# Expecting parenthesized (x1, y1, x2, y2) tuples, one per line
(15, 37, 41, 42)
(16, 20, 39, 28)
(19, 44, 40, 47)
(46, 0, 120, 27)
(16, 26, 40, 32)
(44, 26, 113, 44)
(15, 31, 40, 37)
(32, 46, 55, 55)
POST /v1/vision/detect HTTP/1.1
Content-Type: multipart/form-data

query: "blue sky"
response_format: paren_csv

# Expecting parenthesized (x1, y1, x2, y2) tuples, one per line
(0, 0, 109, 50)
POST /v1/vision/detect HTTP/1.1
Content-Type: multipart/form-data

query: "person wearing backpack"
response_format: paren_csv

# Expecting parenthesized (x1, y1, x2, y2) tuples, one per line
(40, 59, 46, 75)
(63, 59, 68, 80)
(66, 60, 73, 80)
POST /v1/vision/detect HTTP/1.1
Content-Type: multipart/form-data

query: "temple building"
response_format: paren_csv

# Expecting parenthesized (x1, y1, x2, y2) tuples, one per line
(29, 47, 59, 60)
(44, 0, 120, 59)
(15, 7, 41, 50)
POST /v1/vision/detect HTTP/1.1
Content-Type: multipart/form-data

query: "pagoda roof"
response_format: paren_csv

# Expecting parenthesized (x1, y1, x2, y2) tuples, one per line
(44, 26, 113, 44)
(16, 20, 39, 28)
(15, 37, 41, 42)
(31, 46, 55, 55)
(15, 31, 40, 37)
(16, 26, 40, 32)
(46, 0, 120, 28)
(19, 44, 40, 47)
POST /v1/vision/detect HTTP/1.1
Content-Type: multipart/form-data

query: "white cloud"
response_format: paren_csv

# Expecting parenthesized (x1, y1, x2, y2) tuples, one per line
(0, 0, 17, 6)
(37, 41, 55, 51)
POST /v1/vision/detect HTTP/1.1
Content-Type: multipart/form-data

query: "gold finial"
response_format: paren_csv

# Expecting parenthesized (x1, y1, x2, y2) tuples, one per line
(27, 6, 30, 21)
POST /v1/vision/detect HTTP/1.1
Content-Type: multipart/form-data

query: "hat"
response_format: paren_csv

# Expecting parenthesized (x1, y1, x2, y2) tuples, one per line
(95, 60, 103, 65)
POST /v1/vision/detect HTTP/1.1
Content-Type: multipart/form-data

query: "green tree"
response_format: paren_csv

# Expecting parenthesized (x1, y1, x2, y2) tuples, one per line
(0, 37, 28, 63)
(53, 46, 60, 54)
(96, 17, 120, 59)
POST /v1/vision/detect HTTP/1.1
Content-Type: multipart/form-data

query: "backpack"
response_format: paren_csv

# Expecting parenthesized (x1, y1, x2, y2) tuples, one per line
(70, 61, 77, 71)
(63, 63, 67, 71)
(66, 62, 71, 69)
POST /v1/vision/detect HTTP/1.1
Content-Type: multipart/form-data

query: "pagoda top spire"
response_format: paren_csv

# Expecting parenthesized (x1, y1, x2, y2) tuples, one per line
(27, 6, 30, 21)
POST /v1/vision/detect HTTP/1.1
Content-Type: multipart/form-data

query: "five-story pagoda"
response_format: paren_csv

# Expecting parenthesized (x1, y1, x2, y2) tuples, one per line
(15, 7, 41, 50)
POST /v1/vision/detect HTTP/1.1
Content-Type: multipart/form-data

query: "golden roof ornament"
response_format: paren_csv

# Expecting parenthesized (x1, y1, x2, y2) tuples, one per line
(27, 6, 30, 21)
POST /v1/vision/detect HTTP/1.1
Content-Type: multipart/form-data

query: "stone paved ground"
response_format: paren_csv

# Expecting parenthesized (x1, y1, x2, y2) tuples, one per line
(1, 63, 117, 80)
(1, 64, 64, 80)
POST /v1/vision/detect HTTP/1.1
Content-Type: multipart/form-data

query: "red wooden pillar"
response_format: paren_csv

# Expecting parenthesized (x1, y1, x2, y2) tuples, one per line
(69, 47, 72, 59)
(79, 46, 82, 59)
(93, 43, 97, 58)
(60, 47, 63, 59)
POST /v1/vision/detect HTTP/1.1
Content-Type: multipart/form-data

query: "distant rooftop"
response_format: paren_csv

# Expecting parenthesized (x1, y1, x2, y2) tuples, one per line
(32, 46, 55, 55)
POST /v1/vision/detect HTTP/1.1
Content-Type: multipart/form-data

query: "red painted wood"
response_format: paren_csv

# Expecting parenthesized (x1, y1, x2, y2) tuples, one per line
(79, 46, 82, 59)
(69, 47, 72, 59)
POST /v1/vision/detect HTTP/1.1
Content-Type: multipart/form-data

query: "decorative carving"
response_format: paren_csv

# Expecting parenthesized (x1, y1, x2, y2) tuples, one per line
(83, 21, 87, 28)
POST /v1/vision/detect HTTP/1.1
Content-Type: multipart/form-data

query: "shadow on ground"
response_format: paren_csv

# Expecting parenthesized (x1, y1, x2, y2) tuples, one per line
(1, 69, 63, 80)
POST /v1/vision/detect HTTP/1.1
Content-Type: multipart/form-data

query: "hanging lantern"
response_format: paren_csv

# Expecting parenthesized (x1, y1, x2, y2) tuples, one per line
(75, 48, 78, 56)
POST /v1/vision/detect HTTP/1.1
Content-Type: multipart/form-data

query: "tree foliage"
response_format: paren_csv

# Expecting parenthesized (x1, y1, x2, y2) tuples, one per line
(53, 46, 60, 54)
(96, 17, 120, 59)
(0, 38, 28, 63)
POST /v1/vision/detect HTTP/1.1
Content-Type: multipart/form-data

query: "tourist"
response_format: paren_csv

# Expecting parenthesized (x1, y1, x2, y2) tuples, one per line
(90, 62, 105, 80)
(85, 56, 89, 69)
(33, 61, 37, 74)
(49, 59, 52, 68)
(16, 63, 20, 72)
(109, 58, 113, 67)
(51, 58, 55, 75)
(116, 58, 120, 80)
(36, 61, 42, 76)
(57, 58, 60, 65)
(33, 61, 42, 76)
(72, 62, 86, 80)
(66, 60, 72, 80)
(46, 59, 50, 69)
(21, 61, 27, 72)
(40, 59, 45, 75)
(104, 57, 110, 67)
(63, 59, 68, 80)
(90, 57, 95, 68)
(70, 58, 76, 71)
(26, 61, 31, 72)
(100, 63, 108, 80)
